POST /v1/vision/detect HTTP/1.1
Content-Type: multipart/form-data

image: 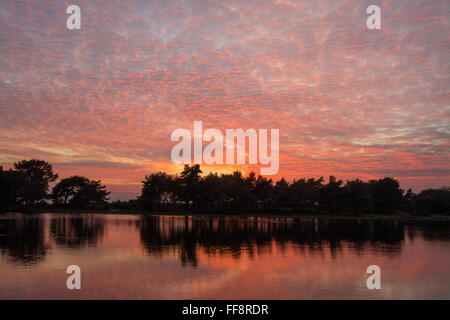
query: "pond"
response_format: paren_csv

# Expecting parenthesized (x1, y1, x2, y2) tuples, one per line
(0, 213, 449, 299)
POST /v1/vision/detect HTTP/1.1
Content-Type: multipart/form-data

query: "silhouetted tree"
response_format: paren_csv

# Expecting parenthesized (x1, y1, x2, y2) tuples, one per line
(290, 177, 323, 213)
(52, 176, 90, 205)
(254, 175, 273, 210)
(111, 199, 140, 210)
(432, 187, 450, 215)
(220, 171, 254, 213)
(69, 179, 110, 209)
(3, 159, 448, 217)
(242, 172, 258, 211)
(273, 178, 291, 212)
(198, 172, 224, 210)
(321, 176, 344, 214)
(0, 166, 25, 211)
(140, 172, 174, 211)
(179, 164, 202, 209)
(344, 179, 372, 213)
(369, 177, 403, 214)
(413, 187, 450, 216)
(401, 188, 416, 213)
(13, 159, 58, 205)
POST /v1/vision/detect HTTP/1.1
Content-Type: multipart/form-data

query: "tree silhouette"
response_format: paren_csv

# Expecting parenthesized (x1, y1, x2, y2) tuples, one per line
(13, 159, 58, 205)
(344, 179, 371, 213)
(273, 178, 291, 211)
(52, 176, 110, 209)
(71, 179, 110, 209)
(414, 187, 450, 216)
(2, 159, 449, 216)
(290, 177, 323, 213)
(369, 177, 404, 214)
(52, 176, 89, 205)
(141, 172, 174, 211)
(198, 172, 223, 210)
(179, 164, 202, 209)
(254, 175, 273, 210)
(0, 166, 25, 211)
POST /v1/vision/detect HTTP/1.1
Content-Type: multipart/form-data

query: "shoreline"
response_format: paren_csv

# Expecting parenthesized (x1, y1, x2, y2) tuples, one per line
(2, 208, 450, 221)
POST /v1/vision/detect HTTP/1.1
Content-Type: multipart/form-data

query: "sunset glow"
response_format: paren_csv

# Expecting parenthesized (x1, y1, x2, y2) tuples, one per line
(0, 0, 449, 200)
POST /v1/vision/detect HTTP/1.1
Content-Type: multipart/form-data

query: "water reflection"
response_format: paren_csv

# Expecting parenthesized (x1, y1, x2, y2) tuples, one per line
(406, 222, 450, 242)
(139, 216, 410, 265)
(0, 215, 47, 265)
(0, 213, 449, 299)
(50, 215, 104, 248)
(0, 213, 449, 267)
(138, 216, 450, 266)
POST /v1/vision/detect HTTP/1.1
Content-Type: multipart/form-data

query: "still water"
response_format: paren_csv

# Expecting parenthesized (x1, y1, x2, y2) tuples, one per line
(0, 213, 449, 299)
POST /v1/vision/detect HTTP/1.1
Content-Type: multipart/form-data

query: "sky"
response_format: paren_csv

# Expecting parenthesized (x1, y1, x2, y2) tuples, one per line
(0, 0, 449, 200)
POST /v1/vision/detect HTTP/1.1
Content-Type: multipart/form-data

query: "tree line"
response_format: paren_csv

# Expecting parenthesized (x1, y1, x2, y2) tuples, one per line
(0, 159, 110, 211)
(138, 164, 449, 216)
(1, 160, 449, 216)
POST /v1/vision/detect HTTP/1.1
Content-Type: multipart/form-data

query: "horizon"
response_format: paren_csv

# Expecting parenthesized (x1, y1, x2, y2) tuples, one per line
(1, 160, 448, 201)
(1, 0, 449, 201)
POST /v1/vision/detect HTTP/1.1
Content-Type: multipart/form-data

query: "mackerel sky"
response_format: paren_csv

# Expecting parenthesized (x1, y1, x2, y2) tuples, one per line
(0, 0, 449, 199)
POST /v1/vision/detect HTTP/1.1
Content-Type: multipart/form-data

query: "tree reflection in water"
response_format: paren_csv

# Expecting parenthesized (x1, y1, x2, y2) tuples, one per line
(50, 215, 105, 248)
(139, 216, 450, 266)
(0, 215, 47, 265)
(1, 214, 449, 268)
